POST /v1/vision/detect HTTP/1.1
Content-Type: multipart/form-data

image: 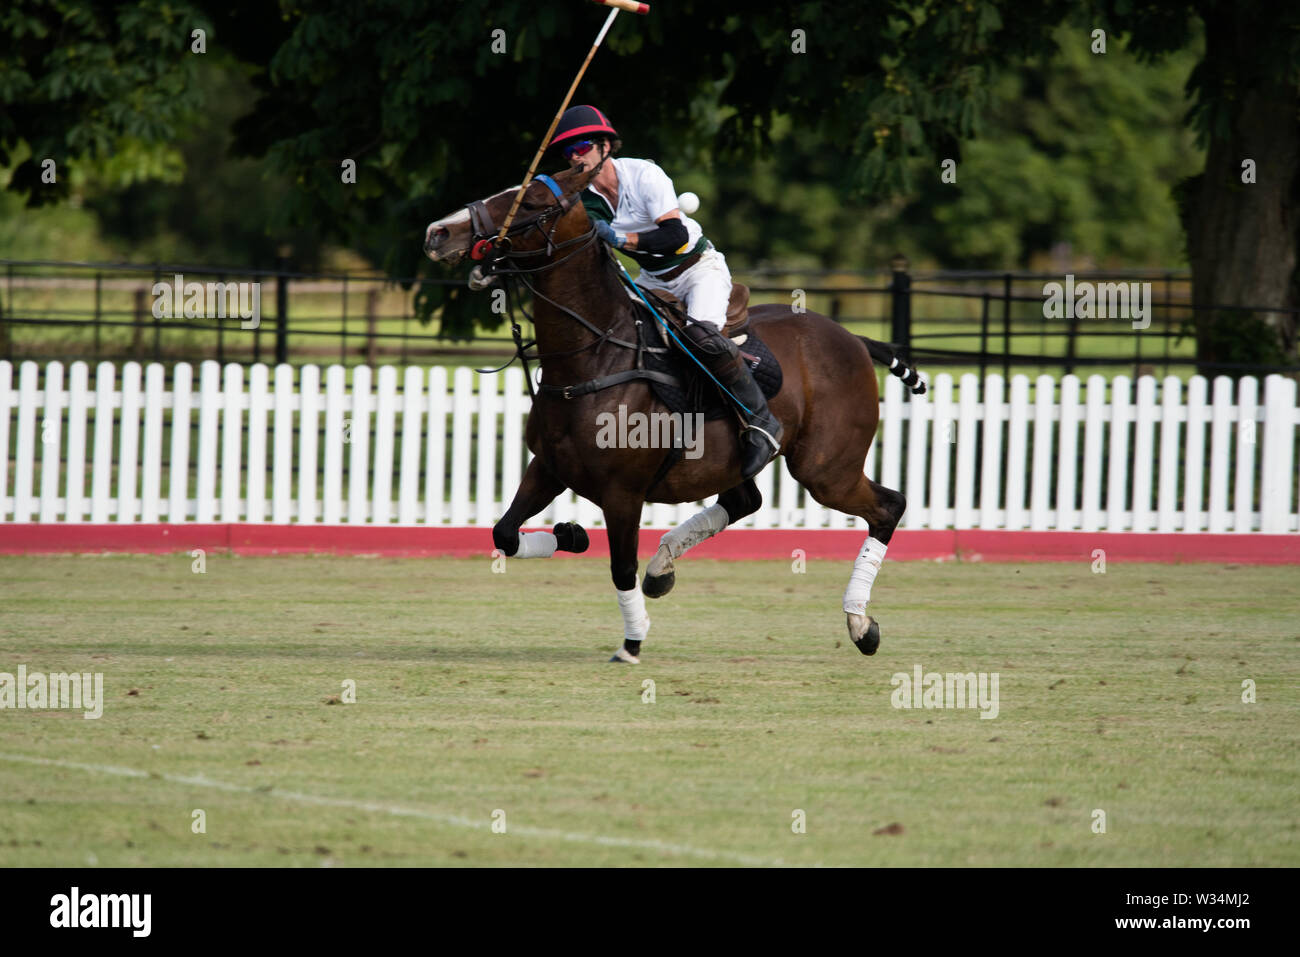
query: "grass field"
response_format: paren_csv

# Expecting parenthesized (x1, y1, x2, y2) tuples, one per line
(1, 554, 1296, 867)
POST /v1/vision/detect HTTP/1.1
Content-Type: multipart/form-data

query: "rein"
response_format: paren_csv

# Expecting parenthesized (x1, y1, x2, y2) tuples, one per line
(468, 174, 675, 399)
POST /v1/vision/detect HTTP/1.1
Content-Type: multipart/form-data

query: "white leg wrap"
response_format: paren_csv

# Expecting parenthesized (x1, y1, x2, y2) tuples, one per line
(512, 531, 557, 559)
(660, 504, 729, 560)
(843, 537, 888, 615)
(617, 585, 651, 643)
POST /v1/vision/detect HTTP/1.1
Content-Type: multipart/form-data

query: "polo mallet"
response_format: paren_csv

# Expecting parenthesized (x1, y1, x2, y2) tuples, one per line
(485, 0, 650, 255)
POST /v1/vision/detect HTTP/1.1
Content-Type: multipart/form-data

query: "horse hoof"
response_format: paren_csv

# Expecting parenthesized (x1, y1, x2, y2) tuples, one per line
(609, 647, 640, 664)
(642, 570, 675, 599)
(642, 545, 676, 599)
(847, 613, 880, 656)
(553, 522, 589, 553)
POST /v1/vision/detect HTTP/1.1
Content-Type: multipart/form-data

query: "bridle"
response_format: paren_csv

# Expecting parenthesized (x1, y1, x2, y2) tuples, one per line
(465, 173, 596, 273)
(457, 166, 690, 493)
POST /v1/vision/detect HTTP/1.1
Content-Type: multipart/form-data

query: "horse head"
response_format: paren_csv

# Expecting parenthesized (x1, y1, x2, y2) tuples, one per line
(423, 164, 599, 266)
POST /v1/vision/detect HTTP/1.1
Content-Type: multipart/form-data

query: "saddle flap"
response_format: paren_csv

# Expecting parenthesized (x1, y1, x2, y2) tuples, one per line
(642, 282, 751, 340)
(723, 282, 750, 338)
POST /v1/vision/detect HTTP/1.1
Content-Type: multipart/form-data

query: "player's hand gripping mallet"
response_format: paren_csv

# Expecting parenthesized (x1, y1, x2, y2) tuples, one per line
(492, 0, 650, 246)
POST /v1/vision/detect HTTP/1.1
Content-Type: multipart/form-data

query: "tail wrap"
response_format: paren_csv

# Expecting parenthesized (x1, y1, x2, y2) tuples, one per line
(860, 337, 927, 395)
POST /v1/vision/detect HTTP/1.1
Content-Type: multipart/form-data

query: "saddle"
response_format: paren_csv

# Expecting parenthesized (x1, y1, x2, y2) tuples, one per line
(643, 281, 753, 339)
(634, 282, 782, 421)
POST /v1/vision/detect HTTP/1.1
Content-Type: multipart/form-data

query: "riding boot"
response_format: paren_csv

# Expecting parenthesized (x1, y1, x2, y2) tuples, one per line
(682, 320, 784, 479)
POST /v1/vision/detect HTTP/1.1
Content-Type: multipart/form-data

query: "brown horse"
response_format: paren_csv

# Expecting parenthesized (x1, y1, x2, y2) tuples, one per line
(424, 162, 925, 663)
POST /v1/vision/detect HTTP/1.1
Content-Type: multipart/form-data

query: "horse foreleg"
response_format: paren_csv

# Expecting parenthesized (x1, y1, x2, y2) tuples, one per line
(643, 480, 761, 598)
(603, 496, 650, 663)
(492, 457, 589, 559)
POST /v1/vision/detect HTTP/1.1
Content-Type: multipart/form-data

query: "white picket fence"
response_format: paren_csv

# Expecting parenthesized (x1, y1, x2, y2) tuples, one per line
(1, 360, 1297, 533)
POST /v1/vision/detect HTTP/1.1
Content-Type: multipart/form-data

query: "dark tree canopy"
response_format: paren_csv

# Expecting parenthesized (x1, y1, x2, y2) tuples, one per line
(3, 0, 1296, 363)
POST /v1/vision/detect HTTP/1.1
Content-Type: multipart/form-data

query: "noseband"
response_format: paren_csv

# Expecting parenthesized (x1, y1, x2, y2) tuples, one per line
(466, 174, 583, 265)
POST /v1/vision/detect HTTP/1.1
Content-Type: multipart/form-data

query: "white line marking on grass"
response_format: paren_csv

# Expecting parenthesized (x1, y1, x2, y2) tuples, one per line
(0, 752, 789, 867)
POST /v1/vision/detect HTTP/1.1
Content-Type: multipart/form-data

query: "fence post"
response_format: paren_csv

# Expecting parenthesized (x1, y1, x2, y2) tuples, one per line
(1260, 374, 1297, 533)
(2, 262, 11, 361)
(1162, 271, 1173, 375)
(252, 273, 261, 364)
(94, 272, 102, 358)
(979, 292, 990, 393)
(341, 274, 349, 365)
(1002, 273, 1012, 381)
(132, 287, 146, 357)
(365, 287, 379, 367)
(152, 264, 162, 360)
(1064, 301, 1078, 376)
(275, 253, 289, 365)
(889, 253, 911, 357)
(217, 274, 225, 364)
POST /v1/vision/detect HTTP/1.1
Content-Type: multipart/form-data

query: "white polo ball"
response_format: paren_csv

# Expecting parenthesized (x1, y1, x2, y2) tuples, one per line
(677, 191, 700, 215)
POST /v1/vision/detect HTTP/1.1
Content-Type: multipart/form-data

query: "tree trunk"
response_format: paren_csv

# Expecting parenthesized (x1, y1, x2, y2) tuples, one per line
(1181, 6, 1300, 376)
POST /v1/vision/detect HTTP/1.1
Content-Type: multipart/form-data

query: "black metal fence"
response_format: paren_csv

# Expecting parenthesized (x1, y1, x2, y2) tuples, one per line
(0, 258, 488, 368)
(745, 263, 1300, 379)
(2, 257, 1296, 378)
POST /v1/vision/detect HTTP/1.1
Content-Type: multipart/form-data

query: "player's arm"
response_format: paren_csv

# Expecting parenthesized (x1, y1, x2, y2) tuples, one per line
(602, 165, 690, 253)
(621, 210, 684, 252)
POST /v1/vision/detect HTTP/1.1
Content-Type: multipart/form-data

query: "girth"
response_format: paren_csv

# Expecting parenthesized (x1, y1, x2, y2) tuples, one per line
(538, 367, 683, 400)
(538, 315, 683, 400)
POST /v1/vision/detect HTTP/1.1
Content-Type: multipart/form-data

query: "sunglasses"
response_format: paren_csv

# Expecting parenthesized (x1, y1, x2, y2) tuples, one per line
(563, 139, 598, 160)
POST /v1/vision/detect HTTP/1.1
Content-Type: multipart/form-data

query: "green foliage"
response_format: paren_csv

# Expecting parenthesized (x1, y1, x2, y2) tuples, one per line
(919, 26, 1201, 269)
(0, 0, 211, 203)
(79, 56, 327, 269)
(0, 184, 116, 261)
(195, 0, 1198, 281)
(686, 25, 1200, 272)
(0, 0, 1284, 351)
(1193, 310, 1288, 376)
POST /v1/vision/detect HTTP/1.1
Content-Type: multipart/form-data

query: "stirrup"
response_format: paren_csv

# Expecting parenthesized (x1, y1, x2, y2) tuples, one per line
(742, 423, 781, 454)
(739, 424, 781, 479)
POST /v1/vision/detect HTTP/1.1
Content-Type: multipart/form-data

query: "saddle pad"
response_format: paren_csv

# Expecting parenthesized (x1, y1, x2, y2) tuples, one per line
(638, 314, 783, 421)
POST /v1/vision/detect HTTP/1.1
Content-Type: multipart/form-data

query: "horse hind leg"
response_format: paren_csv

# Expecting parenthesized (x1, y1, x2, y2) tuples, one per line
(798, 471, 905, 656)
(643, 479, 762, 598)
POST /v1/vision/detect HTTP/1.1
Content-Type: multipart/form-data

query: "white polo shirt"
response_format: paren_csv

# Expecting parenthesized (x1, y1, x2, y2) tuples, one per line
(585, 158, 703, 268)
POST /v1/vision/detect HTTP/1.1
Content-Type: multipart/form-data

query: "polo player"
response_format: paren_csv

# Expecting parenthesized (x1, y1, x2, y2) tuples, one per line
(548, 105, 783, 480)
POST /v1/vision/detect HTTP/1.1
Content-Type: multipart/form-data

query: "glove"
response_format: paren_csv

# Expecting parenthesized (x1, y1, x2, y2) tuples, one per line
(594, 220, 627, 249)
(467, 265, 498, 291)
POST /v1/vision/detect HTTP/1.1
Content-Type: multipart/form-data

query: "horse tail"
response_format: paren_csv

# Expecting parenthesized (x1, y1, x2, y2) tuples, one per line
(859, 337, 927, 395)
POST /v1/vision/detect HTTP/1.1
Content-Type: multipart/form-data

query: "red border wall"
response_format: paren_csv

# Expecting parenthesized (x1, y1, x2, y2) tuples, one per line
(1, 524, 1297, 563)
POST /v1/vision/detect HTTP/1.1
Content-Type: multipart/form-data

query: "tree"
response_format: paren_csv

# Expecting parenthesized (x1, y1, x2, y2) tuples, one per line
(4, 0, 1295, 366)
(0, 0, 210, 203)
(201, 0, 1087, 336)
(1099, 0, 1300, 371)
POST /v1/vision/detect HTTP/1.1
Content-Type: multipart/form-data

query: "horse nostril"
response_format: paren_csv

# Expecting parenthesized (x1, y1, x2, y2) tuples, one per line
(425, 225, 450, 251)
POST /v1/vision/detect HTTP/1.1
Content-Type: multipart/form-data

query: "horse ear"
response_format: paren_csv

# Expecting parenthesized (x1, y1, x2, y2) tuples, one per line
(559, 163, 599, 193)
